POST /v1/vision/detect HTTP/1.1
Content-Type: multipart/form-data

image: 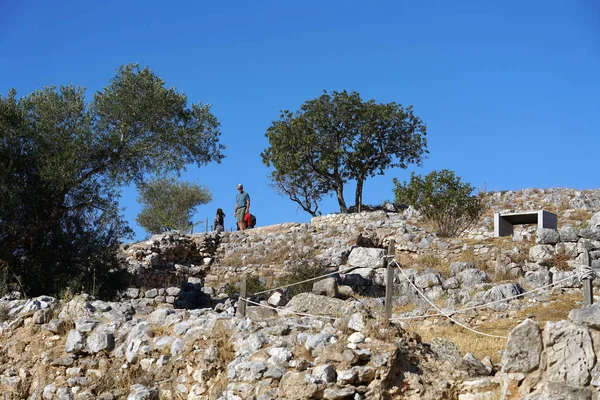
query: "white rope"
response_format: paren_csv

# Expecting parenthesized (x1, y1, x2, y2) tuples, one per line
(391, 260, 508, 339)
(239, 297, 337, 320)
(390, 269, 584, 321)
(252, 266, 359, 296)
(578, 265, 598, 282)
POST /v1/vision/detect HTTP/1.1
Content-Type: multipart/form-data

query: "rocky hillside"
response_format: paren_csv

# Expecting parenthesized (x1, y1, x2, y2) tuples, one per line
(1, 188, 600, 399)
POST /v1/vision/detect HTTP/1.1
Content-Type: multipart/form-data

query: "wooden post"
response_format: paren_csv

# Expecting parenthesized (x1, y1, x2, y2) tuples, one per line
(385, 240, 395, 323)
(237, 279, 247, 317)
(581, 249, 593, 306)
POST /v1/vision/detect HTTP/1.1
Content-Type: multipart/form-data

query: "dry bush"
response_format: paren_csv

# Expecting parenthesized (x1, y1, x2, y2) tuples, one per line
(151, 324, 173, 337)
(205, 320, 236, 399)
(94, 362, 157, 397)
(211, 320, 235, 366)
(363, 315, 407, 344)
(508, 248, 528, 265)
(541, 253, 571, 271)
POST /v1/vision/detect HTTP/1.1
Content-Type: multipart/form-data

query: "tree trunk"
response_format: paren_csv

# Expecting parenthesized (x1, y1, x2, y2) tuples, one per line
(355, 177, 364, 213)
(335, 184, 348, 213)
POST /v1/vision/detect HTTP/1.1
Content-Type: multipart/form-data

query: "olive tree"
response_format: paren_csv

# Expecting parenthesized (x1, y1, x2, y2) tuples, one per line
(0, 64, 224, 297)
(136, 177, 212, 234)
(262, 90, 427, 213)
(393, 170, 485, 237)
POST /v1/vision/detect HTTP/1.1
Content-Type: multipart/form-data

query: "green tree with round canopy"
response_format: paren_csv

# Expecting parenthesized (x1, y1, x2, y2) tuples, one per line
(136, 177, 212, 235)
(261, 90, 427, 215)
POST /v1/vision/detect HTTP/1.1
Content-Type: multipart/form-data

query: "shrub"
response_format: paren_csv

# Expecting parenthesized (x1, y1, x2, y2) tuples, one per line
(223, 273, 268, 298)
(393, 169, 485, 237)
(0, 304, 8, 322)
(275, 262, 331, 297)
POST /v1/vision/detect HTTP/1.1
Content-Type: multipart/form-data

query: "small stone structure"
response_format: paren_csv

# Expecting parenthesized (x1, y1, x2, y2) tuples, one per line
(494, 210, 557, 237)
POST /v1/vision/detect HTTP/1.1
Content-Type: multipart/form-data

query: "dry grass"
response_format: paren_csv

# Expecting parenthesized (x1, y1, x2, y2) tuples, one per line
(211, 320, 235, 366)
(263, 245, 292, 264)
(492, 267, 516, 283)
(570, 209, 593, 224)
(411, 253, 450, 279)
(218, 253, 244, 266)
(392, 302, 418, 314)
(542, 253, 571, 271)
(151, 324, 173, 337)
(94, 362, 157, 397)
(394, 252, 416, 268)
(557, 197, 571, 213)
(454, 248, 478, 264)
(404, 291, 585, 364)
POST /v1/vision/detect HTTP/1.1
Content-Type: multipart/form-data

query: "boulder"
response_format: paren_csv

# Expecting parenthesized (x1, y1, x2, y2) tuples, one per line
(502, 319, 542, 373)
(536, 228, 560, 245)
(457, 269, 490, 287)
(346, 247, 385, 269)
(529, 245, 554, 264)
(569, 303, 600, 329)
(590, 211, 600, 230)
(450, 262, 476, 276)
(312, 277, 339, 298)
(543, 320, 594, 386)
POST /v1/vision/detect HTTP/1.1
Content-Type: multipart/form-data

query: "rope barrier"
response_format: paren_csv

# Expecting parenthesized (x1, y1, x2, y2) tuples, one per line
(239, 297, 337, 320)
(238, 252, 595, 340)
(389, 267, 585, 321)
(390, 260, 509, 339)
(578, 265, 598, 282)
(252, 266, 359, 296)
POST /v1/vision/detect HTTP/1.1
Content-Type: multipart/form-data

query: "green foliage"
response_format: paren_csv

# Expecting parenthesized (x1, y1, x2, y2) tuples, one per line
(275, 262, 330, 297)
(0, 64, 224, 298)
(262, 90, 427, 214)
(246, 274, 268, 295)
(223, 282, 238, 298)
(393, 169, 485, 237)
(223, 273, 267, 298)
(136, 177, 211, 234)
(0, 303, 8, 322)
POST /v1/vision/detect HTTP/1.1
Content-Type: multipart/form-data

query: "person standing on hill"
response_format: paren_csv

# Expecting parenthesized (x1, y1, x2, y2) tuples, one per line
(214, 208, 225, 232)
(234, 184, 250, 230)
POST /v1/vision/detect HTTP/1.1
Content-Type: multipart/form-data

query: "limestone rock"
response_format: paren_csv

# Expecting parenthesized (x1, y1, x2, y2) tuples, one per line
(346, 247, 385, 269)
(312, 277, 339, 298)
(543, 320, 594, 386)
(529, 245, 554, 264)
(502, 319, 542, 373)
(590, 211, 600, 230)
(536, 228, 560, 245)
(569, 303, 600, 329)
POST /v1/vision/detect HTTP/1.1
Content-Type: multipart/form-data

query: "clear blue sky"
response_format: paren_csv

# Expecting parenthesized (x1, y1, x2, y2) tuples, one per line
(1, 1, 599, 240)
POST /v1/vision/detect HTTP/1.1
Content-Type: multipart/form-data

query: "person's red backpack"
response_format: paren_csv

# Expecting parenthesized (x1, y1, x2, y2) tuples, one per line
(245, 213, 257, 228)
